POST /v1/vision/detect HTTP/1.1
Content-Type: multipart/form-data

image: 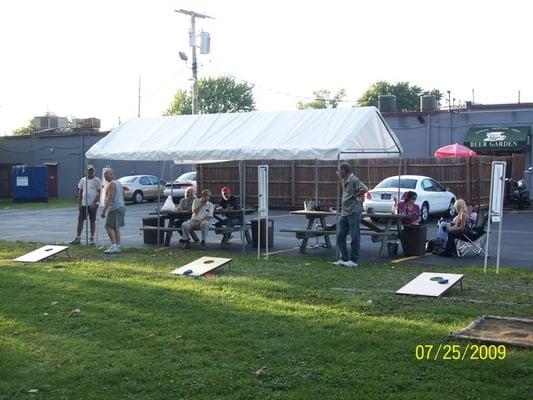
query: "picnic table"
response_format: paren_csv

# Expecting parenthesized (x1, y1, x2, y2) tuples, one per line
(281, 209, 405, 256)
(144, 208, 256, 247)
(281, 210, 336, 253)
(360, 212, 404, 257)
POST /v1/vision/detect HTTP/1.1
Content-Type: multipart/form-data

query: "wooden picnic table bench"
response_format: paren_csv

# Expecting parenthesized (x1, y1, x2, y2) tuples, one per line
(284, 210, 404, 256)
(285, 210, 336, 253)
(147, 208, 256, 247)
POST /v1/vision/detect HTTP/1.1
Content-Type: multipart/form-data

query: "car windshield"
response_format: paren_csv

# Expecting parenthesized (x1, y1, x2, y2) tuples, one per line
(119, 176, 137, 183)
(375, 178, 417, 189)
(177, 172, 196, 181)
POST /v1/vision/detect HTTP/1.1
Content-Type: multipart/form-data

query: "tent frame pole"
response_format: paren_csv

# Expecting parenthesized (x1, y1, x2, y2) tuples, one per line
(239, 161, 246, 255)
(335, 154, 340, 261)
(156, 161, 161, 247)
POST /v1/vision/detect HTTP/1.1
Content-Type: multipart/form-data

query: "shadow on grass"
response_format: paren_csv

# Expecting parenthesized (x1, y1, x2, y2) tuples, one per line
(1, 259, 532, 400)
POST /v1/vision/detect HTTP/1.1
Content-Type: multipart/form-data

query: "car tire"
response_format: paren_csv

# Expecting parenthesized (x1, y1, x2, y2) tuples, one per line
(448, 199, 456, 218)
(132, 190, 144, 204)
(421, 202, 429, 223)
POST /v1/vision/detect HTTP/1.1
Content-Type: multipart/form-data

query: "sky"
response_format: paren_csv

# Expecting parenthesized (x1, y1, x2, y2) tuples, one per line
(0, 0, 532, 135)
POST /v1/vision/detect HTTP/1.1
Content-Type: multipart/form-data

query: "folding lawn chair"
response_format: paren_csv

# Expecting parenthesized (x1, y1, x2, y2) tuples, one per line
(456, 212, 489, 258)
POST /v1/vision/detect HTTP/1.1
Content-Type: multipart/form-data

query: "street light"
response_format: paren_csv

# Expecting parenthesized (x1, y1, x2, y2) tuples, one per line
(175, 9, 213, 115)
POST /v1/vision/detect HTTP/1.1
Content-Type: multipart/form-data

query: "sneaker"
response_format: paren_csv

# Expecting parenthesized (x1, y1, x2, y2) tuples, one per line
(200, 241, 206, 250)
(344, 261, 358, 268)
(333, 259, 345, 265)
(70, 237, 81, 245)
(89, 237, 95, 246)
(104, 244, 121, 254)
(181, 241, 191, 249)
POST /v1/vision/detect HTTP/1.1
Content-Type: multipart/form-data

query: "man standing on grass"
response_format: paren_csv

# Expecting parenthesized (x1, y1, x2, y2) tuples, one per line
(70, 165, 101, 245)
(100, 168, 126, 254)
(334, 162, 368, 268)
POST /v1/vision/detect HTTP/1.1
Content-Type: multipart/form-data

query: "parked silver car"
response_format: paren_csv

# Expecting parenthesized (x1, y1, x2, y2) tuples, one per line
(118, 175, 165, 204)
(163, 171, 197, 200)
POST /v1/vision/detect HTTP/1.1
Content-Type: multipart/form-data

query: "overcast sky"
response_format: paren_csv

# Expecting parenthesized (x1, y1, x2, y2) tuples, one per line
(0, 0, 531, 135)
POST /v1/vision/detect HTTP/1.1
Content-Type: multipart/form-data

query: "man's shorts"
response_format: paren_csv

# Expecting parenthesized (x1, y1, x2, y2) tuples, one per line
(78, 206, 98, 222)
(105, 206, 126, 229)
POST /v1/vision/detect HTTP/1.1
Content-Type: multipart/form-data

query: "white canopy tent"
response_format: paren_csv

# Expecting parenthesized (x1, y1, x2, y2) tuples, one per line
(86, 107, 403, 254)
(86, 107, 401, 162)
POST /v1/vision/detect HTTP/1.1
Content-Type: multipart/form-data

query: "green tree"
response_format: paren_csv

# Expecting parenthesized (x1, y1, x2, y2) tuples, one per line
(11, 120, 34, 136)
(297, 89, 346, 110)
(164, 75, 255, 115)
(357, 81, 441, 111)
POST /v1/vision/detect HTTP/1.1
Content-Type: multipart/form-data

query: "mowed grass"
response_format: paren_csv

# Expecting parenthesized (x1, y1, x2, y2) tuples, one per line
(0, 242, 531, 400)
(0, 199, 76, 211)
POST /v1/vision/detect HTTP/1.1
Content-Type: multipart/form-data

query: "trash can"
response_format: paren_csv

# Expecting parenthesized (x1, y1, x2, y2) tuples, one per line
(251, 218, 274, 249)
(400, 224, 428, 256)
(142, 217, 165, 245)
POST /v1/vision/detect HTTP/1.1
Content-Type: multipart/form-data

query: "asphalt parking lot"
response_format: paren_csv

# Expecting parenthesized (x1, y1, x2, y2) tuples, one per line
(0, 203, 531, 270)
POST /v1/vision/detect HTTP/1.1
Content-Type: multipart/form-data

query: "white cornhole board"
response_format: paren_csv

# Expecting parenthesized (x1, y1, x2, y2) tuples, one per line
(170, 257, 232, 277)
(14, 245, 69, 263)
(396, 272, 464, 297)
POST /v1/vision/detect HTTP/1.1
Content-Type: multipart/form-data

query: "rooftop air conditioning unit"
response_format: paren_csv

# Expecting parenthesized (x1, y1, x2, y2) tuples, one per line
(378, 94, 397, 113)
(420, 95, 438, 112)
(72, 118, 101, 130)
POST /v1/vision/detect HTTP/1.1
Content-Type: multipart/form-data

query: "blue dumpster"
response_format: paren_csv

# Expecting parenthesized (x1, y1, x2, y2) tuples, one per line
(11, 165, 48, 202)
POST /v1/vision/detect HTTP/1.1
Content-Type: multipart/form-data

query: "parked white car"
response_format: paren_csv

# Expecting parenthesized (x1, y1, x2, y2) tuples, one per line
(163, 171, 197, 200)
(363, 175, 456, 223)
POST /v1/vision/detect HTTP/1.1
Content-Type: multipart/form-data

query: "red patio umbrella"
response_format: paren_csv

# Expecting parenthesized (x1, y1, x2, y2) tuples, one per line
(434, 143, 477, 158)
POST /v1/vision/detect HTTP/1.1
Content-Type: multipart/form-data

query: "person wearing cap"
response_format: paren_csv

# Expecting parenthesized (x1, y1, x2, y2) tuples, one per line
(214, 186, 241, 244)
(71, 165, 102, 245)
(214, 187, 240, 227)
(181, 189, 214, 249)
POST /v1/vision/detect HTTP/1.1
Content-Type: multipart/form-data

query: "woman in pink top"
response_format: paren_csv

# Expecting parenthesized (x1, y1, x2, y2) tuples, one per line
(398, 191, 421, 225)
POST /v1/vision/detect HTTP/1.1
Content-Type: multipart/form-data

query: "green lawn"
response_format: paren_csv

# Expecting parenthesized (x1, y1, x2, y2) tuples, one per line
(0, 242, 531, 399)
(0, 199, 76, 211)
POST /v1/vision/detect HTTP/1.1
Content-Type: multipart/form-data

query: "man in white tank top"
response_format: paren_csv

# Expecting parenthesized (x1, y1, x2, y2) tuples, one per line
(101, 168, 126, 254)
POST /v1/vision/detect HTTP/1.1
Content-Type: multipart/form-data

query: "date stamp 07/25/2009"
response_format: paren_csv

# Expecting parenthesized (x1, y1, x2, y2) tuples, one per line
(415, 344, 507, 361)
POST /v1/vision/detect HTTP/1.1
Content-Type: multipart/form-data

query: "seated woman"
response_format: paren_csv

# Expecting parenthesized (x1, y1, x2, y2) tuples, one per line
(398, 191, 421, 225)
(440, 199, 469, 257)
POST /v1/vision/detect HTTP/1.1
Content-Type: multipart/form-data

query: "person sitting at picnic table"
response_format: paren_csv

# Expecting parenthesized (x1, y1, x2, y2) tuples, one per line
(398, 191, 421, 225)
(175, 187, 197, 243)
(177, 187, 196, 212)
(181, 189, 214, 250)
(214, 186, 241, 228)
(439, 199, 469, 257)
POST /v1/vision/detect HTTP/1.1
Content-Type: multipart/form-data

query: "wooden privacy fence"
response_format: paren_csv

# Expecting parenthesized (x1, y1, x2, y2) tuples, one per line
(197, 154, 524, 209)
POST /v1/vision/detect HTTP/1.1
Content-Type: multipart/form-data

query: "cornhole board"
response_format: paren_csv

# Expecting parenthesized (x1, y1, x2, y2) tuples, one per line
(170, 257, 232, 277)
(14, 245, 69, 263)
(396, 272, 464, 297)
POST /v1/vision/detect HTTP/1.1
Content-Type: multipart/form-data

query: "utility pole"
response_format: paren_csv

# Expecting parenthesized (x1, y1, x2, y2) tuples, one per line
(175, 9, 213, 115)
(447, 90, 452, 144)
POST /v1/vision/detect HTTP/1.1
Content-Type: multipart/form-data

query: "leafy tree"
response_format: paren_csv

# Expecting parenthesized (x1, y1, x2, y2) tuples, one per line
(164, 75, 255, 115)
(11, 121, 34, 136)
(357, 81, 441, 111)
(297, 89, 346, 110)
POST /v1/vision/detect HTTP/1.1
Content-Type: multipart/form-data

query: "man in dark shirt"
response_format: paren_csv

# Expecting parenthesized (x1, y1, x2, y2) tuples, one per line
(214, 186, 240, 228)
(335, 163, 368, 268)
